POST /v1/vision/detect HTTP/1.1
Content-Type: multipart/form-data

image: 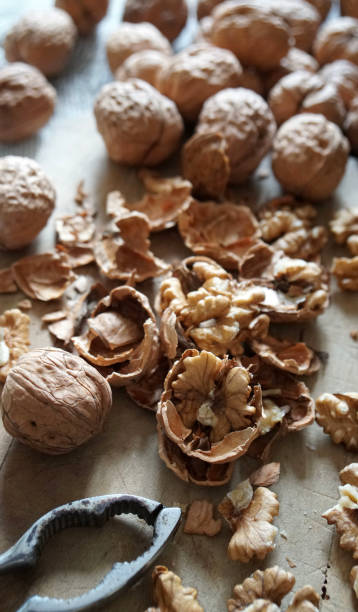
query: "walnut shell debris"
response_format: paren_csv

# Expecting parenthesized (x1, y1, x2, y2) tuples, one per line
(55, 0, 109, 35)
(5, 8, 77, 77)
(181, 132, 231, 199)
(319, 60, 358, 107)
(272, 113, 349, 201)
(249, 336, 320, 376)
(150, 566, 204, 612)
(316, 392, 358, 449)
(1, 347, 112, 455)
(314, 17, 358, 66)
(0, 156, 56, 250)
(0, 309, 30, 383)
(156, 44, 243, 121)
(250, 462, 280, 487)
(0, 269, 17, 294)
(331, 256, 358, 290)
(219, 486, 279, 562)
(94, 79, 183, 166)
(264, 47, 319, 93)
(341, 0, 358, 18)
(106, 22, 171, 73)
(12, 252, 75, 301)
(56, 211, 95, 246)
(123, 0, 188, 42)
(115, 50, 170, 86)
(184, 500, 222, 536)
(73, 286, 160, 387)
(178, 199, 261, 268)
(227, 566, 295, 611)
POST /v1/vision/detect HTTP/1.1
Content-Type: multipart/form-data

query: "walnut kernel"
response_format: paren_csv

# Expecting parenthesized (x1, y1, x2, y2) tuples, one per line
(0, 309, 30, 383)
(316, 392, 358, 449)
(184, 500, 222, 536)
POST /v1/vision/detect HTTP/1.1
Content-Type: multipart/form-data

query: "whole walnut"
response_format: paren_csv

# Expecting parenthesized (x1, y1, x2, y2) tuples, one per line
(266, 0, 320, 52)
(272, 113, 349, 201)
(197, 0, 224, 19)
(123, 0, 188, 42)
(106, 22, 171, 74)
(238, 68, 265, 95)
(209, 1, 291, 71)
(314, 17, 358, 66)
(319, 59, 358, 107)
(306, 0, 331, 21)
(55, 0, 109, 35)
(1, 348, 112, 455)
(341, 0, 358, 19)
(115, 50, 170, 86)
(94, 79, 183, 166)
(263, 47, 319, 92)
(4, 8, 77, 77)
(156, 44, 243, 121)
(268, 70, 345, 126)
(345, 97, 358, 153)
(0, 156, 56, 250)
(0, 63, 56, 142)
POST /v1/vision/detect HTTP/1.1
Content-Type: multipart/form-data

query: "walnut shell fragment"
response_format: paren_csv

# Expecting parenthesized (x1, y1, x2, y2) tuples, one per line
(227, 566, 295, 611)
(184, 500, 222, 536)
(123, 0, 188, 41)
(178, 199, 261, 268)
(5, 8, 77, 77)
(0, 269, 17, 294)
(55, 0, 109, 35)
(264, 48, 319, 93)
(0, 309, 30, 383)
(56, 211, 95, 246)
(150, 566, 204, 612)
(341, 0, 358, 18)
(106, 22, 171, 73)
(181, 133, 230, 199)
(316, 392, 358, 449)
(331, 256, 358, 290)
(250, 462, 280, 487)
(94, 79, 183, 166)
(126, 356, 170, 411)
(249, 336, 320, 376)
(73, 286, 160, 387)
(12, 252, 75, 302)
(1, 347, 112, 455)
(115, 50, 170, 87)
(314, 17, 358, 66)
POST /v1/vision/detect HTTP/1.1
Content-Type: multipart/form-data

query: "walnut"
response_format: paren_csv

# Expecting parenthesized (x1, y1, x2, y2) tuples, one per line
(55, 0, 109, 35)
(184, 500, 222, 536)
(341, 0, 358, 18)
(196, 16, 214, 43)
(56, 211, 95, 246)
(264, 47, 319, 93)
(316, 392, 358, 449)
(151, 566, 204, 612)
(56, 244, 94, 269)
(107, 170, 192, 232)
(272, 113, 349, 201)
(314, 17, 358, 66)
(351, 565, 358, 598)
(267, 0, 321, 52)
(239, 68, 265, 95)
(319, 60, 358, 107)
(178, 199, 261, 269)
(126, 356, 169, 411)
(1, 347, 112, 455)
(250, 462, 280, 487)
(0, 269, 17, 294)
(345, 97, 358, 153)
(249, 336, 320, 376)
(285, 586, 320, 611)
(12, 252, 75, 301)
(197, 0, 224, 19)
(268, 70, 345, 126)
(219, 486, 279, 562)
(306, 0, 331, 21)
(106, 22, 171, 73)
(322, 462, 358, 559)
(73, 286, 160, 387)
(227, 566, 295, 611)
(331, 256, 358, 290)
(330, 207, 358, 245)
(123, 0, 188, 41)
(94, 79, 183, 166)
(0, 309, 30, 383)
(4, 8, 77, 77)
(0, 63, 56, 143)
(115, 50, 170, 87)
(157, 44, 242, 121)
(181, 132, 231, 199)
(194, 88, 276, 185)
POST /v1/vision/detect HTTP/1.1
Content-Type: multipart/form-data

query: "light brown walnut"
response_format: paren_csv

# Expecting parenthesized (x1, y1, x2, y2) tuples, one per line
(55, 0, 109, 35)
(0, 309, 30, 383)
(285, 586, 320, 611)
(123, 0, 188, 42)
(106, 22, 171, 73)
(331, 256, 358, 290)
(314, 17, 358, 66)
(323, 462, 358, 559)
(0, 269, 17, 294)
(341, 0, 358, 18)
(115, 50, 170, 87)
(197, 0, 224, 19)
(272, 113, 349, 201)
(319, 60, 358, 107)
(56, 211, 95, 246)
(12, 252, 75, 301)
(264, 47, 319, 93)
(5, 8, 77, 77)
(184, 500, 222, 536)
(316, 392, 358, 449)
(1, 347, 112, 455)
(94, 79, 183, 166)
(0, 63, 56, 143)
(151, 566, 204, 612)
(227, 566, 295, 611)
(181, 132, 231, 199)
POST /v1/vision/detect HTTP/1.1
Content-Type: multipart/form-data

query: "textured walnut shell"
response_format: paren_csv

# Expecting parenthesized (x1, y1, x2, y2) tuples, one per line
(267, 0, 320, 52)
(264, 48, 319, 93)
(306, 0, 331, 20)
(319, 60, 358, 107)
(269, 70, 345, 126)
(0, 63, 56, 143)
(272, 113, 349, 201)
(55, 0, 109, 35)
(1, 347, 112, 455)
(341, 0, 358, 18)
(156, 44, 242, 121)
(0, 156, 56, 250)
(5, 8, 77, 77)
(181, 133, 231, 199)
(115, 50, 170, 86)
(123, 0, 188, 42)
(238, 68, 265, 95)
(197, 0, 224, 19)
(94, 79, 183, 166)
(106, 22, 171, 73)
(196, 88, 276, 184)
(345, 97, 358, 153)
(314, 17, 358, 66)
(12, 252, 75, 301)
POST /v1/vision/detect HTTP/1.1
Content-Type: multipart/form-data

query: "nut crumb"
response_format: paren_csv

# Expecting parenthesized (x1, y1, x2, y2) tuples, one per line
(286, 558, 297, 569)
(17, 299, 32, 311)
(350, 330, 358, 341)
(250, 463, 280, 487)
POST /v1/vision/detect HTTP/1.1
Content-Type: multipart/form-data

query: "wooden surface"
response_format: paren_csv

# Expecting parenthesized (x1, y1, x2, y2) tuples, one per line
(1, 1, 358, 611)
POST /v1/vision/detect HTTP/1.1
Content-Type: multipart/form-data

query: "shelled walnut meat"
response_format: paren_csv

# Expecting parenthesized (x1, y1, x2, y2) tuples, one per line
(272, 113, 349, 201)
(330, 206, 358, 248)
(323, 463, 358, 560)
(184, 500, 222, 535)
(314, 17, 358, 66)
(115, 50, 170, 87)
(316, 392, 358, 449)
(94, 79, 183, 166)
(5, 8, 77, 77)
(106, 22, 171, 73)
(55, 0, 109, 35)
(149, 566, 204, 612)
(123, 0, 188, 42)
(341, 0, 358, 18)
(0, 156, 56, 250)
(0, 309, 30, 383)
(0, 63, 56, 143)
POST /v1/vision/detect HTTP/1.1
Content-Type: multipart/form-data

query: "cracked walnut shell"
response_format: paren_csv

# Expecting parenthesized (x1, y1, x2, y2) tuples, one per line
(12, 252, 75, 301)
(150, 566, 204, 612)
(1, 347, 112, 455)
(330, 207, 358, 246)
(0, 156, 56, 250)
(0, 63, 56, 143)
(94, 79, 183, 166)
(228, 566, 295, 611)
(5, 8, 77, 77)
(106, 22, 171, 73)
(316, 392, 358, 449)
(55, 0, 109, 35)
(0, 309, 30, 383)
(314, 17, 358, 66)
(123, 0, 188, 42)
(272, 113, 349, 201)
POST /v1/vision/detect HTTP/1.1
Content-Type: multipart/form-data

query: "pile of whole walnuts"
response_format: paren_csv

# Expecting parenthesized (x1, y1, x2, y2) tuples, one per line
(1, 0, 358, 609)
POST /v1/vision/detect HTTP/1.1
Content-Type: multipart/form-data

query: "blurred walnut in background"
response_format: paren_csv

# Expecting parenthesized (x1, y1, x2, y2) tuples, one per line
(106, 22, 171, 73)
(314, 17, 358, 66)
(341, 0, 358, 19)
(115, 50, 170, 86)
(123, 0, 188, 41)
(55, 0, 109, 35)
